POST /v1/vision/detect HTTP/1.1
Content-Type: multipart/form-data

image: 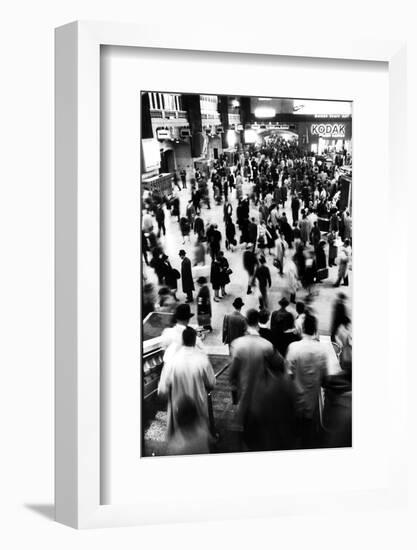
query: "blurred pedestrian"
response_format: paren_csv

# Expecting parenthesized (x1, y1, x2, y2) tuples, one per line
(243, 247, 258, 294)
(196, 277, 212, 331)
(158, 327, 215, 439)
(286, 314, 328, 448)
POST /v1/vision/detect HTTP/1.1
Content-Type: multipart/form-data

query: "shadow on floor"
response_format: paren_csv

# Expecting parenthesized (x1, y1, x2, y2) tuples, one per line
(24, 503, 55, 521)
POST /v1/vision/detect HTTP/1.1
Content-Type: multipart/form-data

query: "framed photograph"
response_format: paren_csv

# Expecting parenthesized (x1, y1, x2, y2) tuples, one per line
(55, 21, 407, 528)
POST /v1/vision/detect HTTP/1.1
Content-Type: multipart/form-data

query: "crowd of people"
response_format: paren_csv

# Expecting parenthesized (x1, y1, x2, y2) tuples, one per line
(142, 135, 352, 455)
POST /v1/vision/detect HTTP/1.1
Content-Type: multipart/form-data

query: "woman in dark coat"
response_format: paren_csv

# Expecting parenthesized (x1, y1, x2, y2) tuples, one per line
(243, 249, 258, 295)
(315, 240, 328, 282)
(210, 257, 222, 301)
(225, 218, 236, 251)
(171, 196, 180, 221)
(161, 254, 179, 301)
(179, 216, 191, 244)
(193, 215, 205, 240)
(196, 277, 212, 330)
(149, 249, 165, 285)
(217, 251, 230, 297)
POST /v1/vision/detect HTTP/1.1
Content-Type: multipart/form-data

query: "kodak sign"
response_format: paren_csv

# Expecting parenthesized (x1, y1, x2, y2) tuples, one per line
(310, 123, 345, 138)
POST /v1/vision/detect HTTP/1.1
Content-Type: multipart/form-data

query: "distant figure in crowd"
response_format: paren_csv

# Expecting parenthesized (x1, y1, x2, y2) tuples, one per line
(243, 247, 258, 294)
(171, 195, 180, 221)
(142, 209, 154, 233)
(286, 314, 328, 448)
(284, 256, 299, 304)
(217, 251, 230, 297)
(193, 238, 206, 266)
(334, 239, 351, 287)
(179, 216, 191, 244)
(207, 224, 222, 260)
(179, 249, 194, 303)
(155, 204, 166, 237)
(210, 255, 222, 302)
(310, 221, 321, 251)
(222, 297, 247, 353)
(330, 292, 350, 343)
(158, 327, 215, 439)
(225, 217, 236, 251)
(180, 168, 187, 189)
(316, 240, 328, 281)
(149, 248, 165, 285)
(327, 230, 338, 267)
(299, 210, 310, 244)
(255, 255, 271, 309)
(193, 214, 205, 240)
(186, 200, 195, 227)
(161, 253, 179, 301)
(291, 194, 300, 223)
(275, 233, 286, 276)
(196, 277, 212, 331)
(173, 171, 181, 191)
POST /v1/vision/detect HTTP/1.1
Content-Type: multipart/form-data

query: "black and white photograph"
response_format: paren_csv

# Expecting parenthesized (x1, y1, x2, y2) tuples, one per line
(141, 92, 352, 457)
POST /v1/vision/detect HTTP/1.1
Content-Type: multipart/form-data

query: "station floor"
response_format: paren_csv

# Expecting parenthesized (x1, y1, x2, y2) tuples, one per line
(143, 176, 352, 349)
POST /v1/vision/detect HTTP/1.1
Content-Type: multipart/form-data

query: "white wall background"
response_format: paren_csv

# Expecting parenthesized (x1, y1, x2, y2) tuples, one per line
(0, 0, 416, 548)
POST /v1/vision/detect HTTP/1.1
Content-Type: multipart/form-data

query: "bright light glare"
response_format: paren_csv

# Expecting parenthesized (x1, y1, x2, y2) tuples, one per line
(254, 107, 276, 118)
(244, 129, 258, 143)
(245, 130, 262, 143)
(227, 130, 237, 147)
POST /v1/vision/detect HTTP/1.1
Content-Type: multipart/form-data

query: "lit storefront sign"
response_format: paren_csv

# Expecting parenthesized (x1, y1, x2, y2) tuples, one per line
(310, 123, 346, 138)
(156, 128, 171, 140)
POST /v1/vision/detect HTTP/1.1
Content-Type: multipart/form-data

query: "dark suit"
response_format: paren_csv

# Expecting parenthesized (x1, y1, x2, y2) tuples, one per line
(222, 310, 247, 346)
(181, 256, 194, 301)
(259, 327, 273, 344)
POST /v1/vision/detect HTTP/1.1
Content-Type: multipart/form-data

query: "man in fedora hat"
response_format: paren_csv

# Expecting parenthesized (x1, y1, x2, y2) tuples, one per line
(270, 296, 295, 354)
(222, 297, 247, 354)
(179, 249, 194, 303)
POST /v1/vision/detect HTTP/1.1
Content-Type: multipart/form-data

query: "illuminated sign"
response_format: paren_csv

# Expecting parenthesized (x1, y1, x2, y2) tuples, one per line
(156, 129, 170, 140)
(311, 123, 345, 138)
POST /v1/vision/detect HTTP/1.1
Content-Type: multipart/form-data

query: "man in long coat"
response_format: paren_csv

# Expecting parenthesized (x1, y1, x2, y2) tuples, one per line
(179, 249, 194, 303)
(158, 326, 215, 439)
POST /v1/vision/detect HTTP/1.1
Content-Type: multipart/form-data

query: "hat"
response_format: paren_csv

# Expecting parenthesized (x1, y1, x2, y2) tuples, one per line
(279, 296, 290, 308)
(197, 276, 207, 284)
(175, 303, 194, 321)
(179, 249, 186, 256)
(232, 297, 244, 308)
